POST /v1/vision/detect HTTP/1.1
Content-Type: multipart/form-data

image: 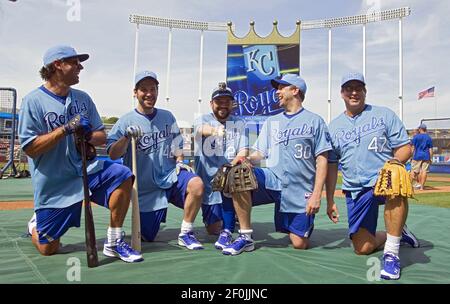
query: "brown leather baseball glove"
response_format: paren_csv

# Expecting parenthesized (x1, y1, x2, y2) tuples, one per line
(374, 159, 413, 199)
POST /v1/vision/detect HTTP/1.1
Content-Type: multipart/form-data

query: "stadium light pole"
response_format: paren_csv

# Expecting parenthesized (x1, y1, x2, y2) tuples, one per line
(327, 28, 332, 124)
(399, 18, 404, 122)
(301, 7, 411, 121)
(299, 32, 302, 73)
(130, 7, 410, 121)
(166, 28, 173, 103)
(132, 23, 139, 109)
(198, 30, 204, 114)
(129, 15, 228, 109)
(363, 24, 366, 78)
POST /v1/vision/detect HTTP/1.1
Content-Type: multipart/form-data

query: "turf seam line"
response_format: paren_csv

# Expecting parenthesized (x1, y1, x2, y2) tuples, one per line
(0, 228, 49, 284)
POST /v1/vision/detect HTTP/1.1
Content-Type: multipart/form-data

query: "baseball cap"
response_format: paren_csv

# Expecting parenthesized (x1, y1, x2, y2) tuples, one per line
(271, 74, 307, 94)
(43, 45, 89, 66)
(341, 72, 366, 87)
(135, 70, 159, 86)
(211, 82, 234, 100)
(418, 123, 427, 130)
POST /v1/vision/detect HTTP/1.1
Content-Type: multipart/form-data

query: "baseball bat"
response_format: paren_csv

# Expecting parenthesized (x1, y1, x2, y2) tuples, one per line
(131, 136, 141, 251)
(79, 136, 99, 268)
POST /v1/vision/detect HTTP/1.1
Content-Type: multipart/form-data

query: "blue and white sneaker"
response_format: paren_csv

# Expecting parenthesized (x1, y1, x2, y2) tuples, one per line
(222, 234, 254, 256)
(27, 213, 36, 236)
(214, 229, 233, 250)
(178, 231, 204, 250)
(380, 252, 401, 280)
(103, 232, 144, 263)
(401, 224, 420, 248)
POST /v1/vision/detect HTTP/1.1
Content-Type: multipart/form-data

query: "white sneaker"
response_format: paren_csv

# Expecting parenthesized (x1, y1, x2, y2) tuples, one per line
(380, 252, 401, 280)
(413, 184, 422, 190)
(178, 232, 204, 250)
(27, 213, 36, 236)
(214, 229, 233, 250)
(222, 234, 255, 256)
(103, 232, 144, 263)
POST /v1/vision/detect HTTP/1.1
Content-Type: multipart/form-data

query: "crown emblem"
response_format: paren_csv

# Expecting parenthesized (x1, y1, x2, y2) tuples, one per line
(227, 20, 301, 45)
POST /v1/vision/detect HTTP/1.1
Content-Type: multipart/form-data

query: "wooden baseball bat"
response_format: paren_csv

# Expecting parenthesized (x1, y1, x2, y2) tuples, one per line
(79, 136, 99, 268)
(131, 136, 141, 251)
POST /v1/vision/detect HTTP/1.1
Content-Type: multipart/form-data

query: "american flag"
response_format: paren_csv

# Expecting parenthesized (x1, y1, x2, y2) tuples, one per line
(418, 86, 435, 100)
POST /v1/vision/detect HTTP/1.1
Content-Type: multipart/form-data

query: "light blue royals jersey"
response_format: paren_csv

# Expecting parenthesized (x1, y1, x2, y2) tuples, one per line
(107, 108, 183, 212)
(253, 108, 332, 213)
(193, 113, 249, 205)
(18, 87, 104, 210)
(328, 104, 410, 193)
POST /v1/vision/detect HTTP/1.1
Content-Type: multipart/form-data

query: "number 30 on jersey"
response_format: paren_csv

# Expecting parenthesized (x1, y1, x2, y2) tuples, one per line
(294, 144, 312, 159)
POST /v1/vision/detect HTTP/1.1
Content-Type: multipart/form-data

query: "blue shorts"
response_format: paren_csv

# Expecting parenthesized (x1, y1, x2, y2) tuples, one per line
(254, 168, 313, 237)
(220, 195, 236, 232)
(35, 161, 132, 244)
(140, 208, 167, 242)
(201, 203, 223, 227)
(200, 194, 238, 231)
(200, 195, 236, 232)
(35, 202, 82, 243)
(140, 170, 197, 241)
(165, 170, 198, 208)
(274, 203, 315, 238)
(88, 161, 133, 208)
(346, 188, 385, 239)
(251, 168, 281, 206)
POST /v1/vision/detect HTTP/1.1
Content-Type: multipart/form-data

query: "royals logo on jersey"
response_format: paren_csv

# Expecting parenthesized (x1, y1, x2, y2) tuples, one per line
(271, 123, 314, 146)
(333, 116, 386, 147)
(44, 99, 89, 132)
(138, 124, 173, 154)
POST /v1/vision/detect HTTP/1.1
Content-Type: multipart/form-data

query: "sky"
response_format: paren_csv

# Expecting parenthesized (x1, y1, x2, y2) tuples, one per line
(0, 0, 449, 129)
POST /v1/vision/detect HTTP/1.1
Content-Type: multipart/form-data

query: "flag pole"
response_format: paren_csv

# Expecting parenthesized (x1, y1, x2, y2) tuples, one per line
(435, 98, 437, 119)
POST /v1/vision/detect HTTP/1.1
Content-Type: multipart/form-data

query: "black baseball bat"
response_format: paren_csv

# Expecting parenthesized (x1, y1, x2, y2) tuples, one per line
(79, 135, 99, 268)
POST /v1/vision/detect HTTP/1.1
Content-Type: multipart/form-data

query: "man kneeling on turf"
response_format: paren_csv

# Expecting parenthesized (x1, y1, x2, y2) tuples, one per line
(326, 72, 420, 280)
(220, 74, 331, 255)
(107, 71, 205, 250)
(20, 45, 142, 263)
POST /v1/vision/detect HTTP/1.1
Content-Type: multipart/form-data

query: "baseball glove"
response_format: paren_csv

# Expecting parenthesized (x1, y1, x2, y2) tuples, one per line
(374, 159, 413, 199)
(212, 163, 233, 192)
(74, 133, 97, 161)
(225, 159, 258, 194)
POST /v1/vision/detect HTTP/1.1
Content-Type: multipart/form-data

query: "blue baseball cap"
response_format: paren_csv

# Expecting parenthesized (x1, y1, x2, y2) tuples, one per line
(43, 45, 89, 66)
(135, 70, 159, 86)
(341, 72, 366, 87)
(211, 82, 234, 100)
(271, 74, 307, 94)
(418, 123, 427, 130)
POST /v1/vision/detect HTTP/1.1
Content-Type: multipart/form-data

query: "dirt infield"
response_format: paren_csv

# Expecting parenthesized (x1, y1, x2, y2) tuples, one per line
(0, 201, 34, 210)
(2, 185, 450, 210)
(427, 176, 450, 182)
